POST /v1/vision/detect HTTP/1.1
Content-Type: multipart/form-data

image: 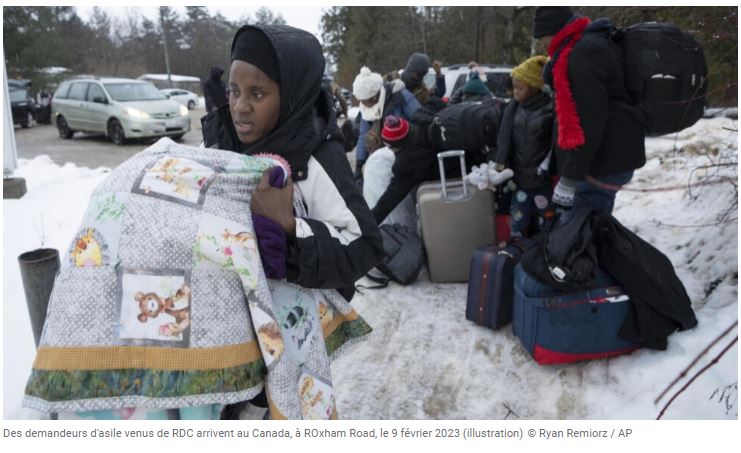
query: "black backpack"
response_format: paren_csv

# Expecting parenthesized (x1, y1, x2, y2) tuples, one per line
(612, 22, 708, 136)
(428, 99, 504, 152)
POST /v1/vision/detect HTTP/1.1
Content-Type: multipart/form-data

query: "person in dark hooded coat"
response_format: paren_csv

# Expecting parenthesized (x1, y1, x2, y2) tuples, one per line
(203, 66, 228, 112)
(202, 24, 383, 302)
(201, 24, 384, 419)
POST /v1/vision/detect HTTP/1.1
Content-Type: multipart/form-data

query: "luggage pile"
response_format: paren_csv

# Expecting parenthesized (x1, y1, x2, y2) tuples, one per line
(465, 209, 698, 365)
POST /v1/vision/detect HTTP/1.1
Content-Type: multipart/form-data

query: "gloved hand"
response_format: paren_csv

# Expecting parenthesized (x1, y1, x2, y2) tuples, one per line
(433, 60, 443, 75)
(251, 214, 287, 279)
(552, 177, 576, 208)
(251, 165, 291, 279)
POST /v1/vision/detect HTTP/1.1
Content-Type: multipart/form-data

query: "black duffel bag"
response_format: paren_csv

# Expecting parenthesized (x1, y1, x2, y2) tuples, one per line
(360, 223, 425, 288)
(428, 98, 505, 152)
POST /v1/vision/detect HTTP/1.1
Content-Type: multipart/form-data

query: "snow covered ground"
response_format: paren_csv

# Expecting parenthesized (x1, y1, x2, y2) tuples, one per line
(3, 117, 738, 420)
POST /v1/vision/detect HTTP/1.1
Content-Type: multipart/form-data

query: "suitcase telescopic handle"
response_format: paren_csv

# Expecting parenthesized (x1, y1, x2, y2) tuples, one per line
(437, 150, 469, 201)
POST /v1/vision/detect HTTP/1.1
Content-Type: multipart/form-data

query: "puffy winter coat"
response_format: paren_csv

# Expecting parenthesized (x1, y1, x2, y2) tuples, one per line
(495, 91, 554, 189)
(510, 91, 554, 188)
(548, 19, 646, 180)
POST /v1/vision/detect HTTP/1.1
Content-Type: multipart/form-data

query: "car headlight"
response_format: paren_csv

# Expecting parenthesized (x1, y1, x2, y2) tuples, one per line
(180, 105, 189, 116)
(124, 107, 149, 119)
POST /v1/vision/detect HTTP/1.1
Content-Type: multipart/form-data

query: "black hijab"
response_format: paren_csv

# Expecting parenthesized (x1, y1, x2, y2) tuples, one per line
(214, 24, 327, 180)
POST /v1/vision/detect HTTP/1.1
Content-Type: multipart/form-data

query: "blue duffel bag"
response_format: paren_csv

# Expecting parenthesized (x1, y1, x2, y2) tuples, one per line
(512, 263, 640, 365)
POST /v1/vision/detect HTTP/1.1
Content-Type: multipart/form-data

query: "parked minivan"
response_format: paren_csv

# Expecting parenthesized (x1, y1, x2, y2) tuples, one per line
(52, 77, 191, 145)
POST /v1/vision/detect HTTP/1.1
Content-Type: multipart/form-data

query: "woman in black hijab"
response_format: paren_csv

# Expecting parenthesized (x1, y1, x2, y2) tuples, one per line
(202, 24, 383, 419)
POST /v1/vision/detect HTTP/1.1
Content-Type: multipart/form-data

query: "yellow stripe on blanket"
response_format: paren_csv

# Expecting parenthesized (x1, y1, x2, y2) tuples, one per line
(33, 341, 262, 371)
(322, 309, 360, 338)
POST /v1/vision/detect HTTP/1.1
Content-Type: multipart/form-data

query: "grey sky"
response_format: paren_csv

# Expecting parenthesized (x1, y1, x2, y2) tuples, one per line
(78, 5, 325, 41)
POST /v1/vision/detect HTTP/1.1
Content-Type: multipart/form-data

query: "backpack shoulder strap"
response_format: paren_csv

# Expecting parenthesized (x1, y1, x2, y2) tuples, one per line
(355, 271, 390, 292)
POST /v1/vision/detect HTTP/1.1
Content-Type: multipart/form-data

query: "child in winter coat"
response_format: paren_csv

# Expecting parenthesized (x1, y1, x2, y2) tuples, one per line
(494, 55, 555, 237)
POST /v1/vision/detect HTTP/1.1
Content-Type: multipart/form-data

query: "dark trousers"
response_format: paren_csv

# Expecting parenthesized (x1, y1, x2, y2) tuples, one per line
(509, 185, 553, 237)
(562, 171, 634, 224)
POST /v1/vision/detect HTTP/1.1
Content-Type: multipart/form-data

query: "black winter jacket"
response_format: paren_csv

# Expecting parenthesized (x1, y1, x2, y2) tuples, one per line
(370, 112, 436, 224)
(550, 20, 646, 180)
(520, 209, 698, 350)
(370, 107, 486, 224)
(201, 25, 384, 301)
(496, 91, 554, 189)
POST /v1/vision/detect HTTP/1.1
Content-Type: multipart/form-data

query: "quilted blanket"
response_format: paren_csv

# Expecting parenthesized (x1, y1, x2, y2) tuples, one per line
(23, 138, 372, 420)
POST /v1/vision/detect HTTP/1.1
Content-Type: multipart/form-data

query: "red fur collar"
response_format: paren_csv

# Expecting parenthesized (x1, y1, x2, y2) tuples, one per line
(548, 17, 591, 150)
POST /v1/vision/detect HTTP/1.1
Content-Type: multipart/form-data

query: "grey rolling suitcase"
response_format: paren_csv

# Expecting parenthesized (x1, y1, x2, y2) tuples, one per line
(416, 150, 496, 283)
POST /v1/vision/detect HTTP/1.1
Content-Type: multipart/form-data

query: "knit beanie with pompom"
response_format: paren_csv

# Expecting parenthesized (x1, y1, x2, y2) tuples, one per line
(381, 115, 410, 148)
(353, 66, 384, 101)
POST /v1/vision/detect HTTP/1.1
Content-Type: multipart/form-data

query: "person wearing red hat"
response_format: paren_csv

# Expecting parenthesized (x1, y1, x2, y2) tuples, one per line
(369, 114, 430, 224)
(380, 115, 410, 151)
(369, 113, 484, 225)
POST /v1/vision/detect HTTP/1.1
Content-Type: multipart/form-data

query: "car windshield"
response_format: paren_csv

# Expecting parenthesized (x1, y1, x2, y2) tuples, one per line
(104, 83, 167, 102)
(9, 89, 27, 102)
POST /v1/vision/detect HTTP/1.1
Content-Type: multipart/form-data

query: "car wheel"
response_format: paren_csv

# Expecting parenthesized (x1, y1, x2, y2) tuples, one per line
(187, 100, 195, 110)
(57, 116, 74, 139)
(108, 119, 125, 145)
(21, 112, 36, 128)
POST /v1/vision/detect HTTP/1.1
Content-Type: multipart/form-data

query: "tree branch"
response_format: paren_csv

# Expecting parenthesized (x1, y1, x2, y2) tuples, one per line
(655, 320, 738, 404)
(656, 335, 738, 419)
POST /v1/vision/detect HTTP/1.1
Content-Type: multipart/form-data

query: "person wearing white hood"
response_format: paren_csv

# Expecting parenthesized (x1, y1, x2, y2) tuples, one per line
(352, 66, 421, 184)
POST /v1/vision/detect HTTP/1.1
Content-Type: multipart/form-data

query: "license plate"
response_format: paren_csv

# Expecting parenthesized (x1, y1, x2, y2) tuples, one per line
(165, 119, 179, 128)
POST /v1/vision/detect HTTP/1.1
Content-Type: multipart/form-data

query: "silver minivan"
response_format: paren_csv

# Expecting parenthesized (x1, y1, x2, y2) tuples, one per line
(52, 77, 191, 145)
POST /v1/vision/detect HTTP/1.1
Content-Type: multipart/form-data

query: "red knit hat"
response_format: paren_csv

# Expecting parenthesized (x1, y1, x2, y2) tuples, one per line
(381, 115, 410, 148)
